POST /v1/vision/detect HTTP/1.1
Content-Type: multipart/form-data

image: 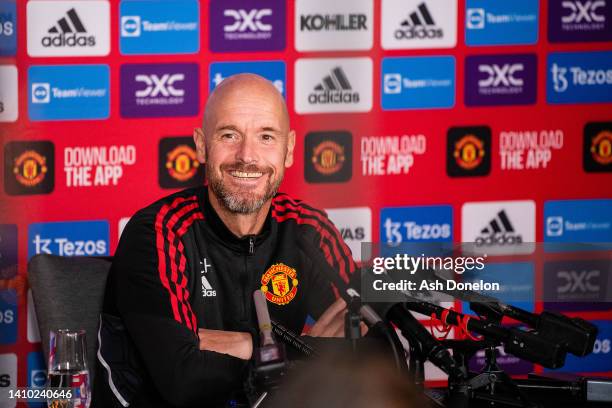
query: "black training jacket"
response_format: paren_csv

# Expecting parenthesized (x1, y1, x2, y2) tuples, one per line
(93, 186, 356, 408)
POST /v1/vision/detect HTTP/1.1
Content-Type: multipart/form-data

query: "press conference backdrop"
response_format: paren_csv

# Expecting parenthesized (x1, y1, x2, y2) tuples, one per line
(1, 0, 612, 401)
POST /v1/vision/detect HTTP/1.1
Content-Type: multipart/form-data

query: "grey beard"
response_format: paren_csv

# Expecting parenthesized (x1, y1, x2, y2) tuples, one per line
(207, 167, 281, 214)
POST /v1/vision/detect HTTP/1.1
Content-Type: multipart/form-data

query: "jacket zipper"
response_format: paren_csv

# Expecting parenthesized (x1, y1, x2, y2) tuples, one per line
(241, 236, 255, 320)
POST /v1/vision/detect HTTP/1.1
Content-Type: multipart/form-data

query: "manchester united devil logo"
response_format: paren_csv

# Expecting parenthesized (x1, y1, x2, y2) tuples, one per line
(261, 263, 298, 305)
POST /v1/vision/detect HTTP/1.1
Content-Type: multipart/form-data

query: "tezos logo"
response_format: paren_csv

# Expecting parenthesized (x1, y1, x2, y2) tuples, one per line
(0, 1, 17, 56)
(547, 51, 612, 104)
(3, 141, 55, 196)
(304, 131, 352, 183)
(28, 220, 110, 259)
(380, 205, 453, 244)
(209, 60, 286, 97)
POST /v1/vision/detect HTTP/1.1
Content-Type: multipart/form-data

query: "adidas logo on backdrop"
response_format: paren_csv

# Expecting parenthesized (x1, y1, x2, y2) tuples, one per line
(41, 8, 95, 48)
(308, 67, 359, 104)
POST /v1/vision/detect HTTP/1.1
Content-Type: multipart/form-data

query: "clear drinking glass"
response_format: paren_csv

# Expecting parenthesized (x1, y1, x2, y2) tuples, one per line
(47, 329, 91, 408)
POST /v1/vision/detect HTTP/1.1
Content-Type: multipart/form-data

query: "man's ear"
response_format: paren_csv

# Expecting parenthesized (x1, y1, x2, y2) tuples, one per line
(284, 130, 296, 168)
(193, 127, 206, 163)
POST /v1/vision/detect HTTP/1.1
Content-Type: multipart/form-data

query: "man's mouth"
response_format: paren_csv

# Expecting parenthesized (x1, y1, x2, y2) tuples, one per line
(229, 170, 263, 179)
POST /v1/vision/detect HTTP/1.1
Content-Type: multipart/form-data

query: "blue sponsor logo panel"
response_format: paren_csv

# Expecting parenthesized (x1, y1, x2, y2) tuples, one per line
(547, 51, 612, 104)
(546, 320, 612, 373)
(381, 56, 455, 109)
(380, 206, 453, 257)
(0, 0, 16, 56)
(461, 262, 535, 313)
(544, 199, 612, 243)
(209, 61, 286, 97)
(28, 65, 110, 121)
(119, 0, 200, 55)
(0, 289, 17, 344)
(28, 220, 110, 259)
(28, 351, 47, 407)
(465, 0, 539, 46)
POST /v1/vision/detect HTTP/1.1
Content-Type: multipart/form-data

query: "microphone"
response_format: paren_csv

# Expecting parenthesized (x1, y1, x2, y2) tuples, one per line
(254, 289, 275, 347)
(271, 320, 317, 357)
(410, 266, 598, 357)
(369, 299, 463, 379)
(245, 291, 287, 406)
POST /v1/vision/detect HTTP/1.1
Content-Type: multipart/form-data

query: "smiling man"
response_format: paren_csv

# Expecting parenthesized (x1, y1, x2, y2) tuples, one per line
(94, 74, 359, 408)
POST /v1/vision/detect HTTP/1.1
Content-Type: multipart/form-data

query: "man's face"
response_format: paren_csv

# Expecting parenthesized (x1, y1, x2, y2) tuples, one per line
(194, 82, 295, 214)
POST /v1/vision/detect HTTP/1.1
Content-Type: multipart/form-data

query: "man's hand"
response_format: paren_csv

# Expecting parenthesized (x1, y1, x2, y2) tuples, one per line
(308, 298, 368, 337)
(198, 329, 253, 360)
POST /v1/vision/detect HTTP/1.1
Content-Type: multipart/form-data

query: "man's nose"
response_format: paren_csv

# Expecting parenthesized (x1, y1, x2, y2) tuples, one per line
(235, 135, 258, 164)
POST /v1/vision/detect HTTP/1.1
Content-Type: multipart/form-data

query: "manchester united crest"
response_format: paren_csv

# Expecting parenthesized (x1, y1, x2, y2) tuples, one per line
(454, 134, 485, 170)
(166, 144, 199, 182)
(261, 263, 298, 305)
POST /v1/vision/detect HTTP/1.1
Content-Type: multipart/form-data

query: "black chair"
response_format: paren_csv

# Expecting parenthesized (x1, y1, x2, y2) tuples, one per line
(28, 254, 111, 385)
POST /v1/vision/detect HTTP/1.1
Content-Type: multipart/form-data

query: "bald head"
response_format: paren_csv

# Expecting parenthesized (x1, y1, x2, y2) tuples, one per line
(203, 73, 289, 136)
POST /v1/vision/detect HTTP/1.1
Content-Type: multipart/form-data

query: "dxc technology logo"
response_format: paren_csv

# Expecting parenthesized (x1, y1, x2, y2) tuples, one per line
(465, 54, 537, 106)
(120, 63, 199, 118)
(209, 0, 285, 52)
(549, 0, 611, 42)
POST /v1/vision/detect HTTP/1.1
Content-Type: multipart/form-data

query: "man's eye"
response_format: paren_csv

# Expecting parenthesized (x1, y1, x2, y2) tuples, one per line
(222, 133, 235, 139)
(262, 134, 274, 141)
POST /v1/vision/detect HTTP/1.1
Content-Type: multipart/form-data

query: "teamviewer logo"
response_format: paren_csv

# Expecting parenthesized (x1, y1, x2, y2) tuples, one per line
(546, 216, 564, 237)
(383, 73, 402, 94)
(466, 8, 485, 29)
(121, 16, 141, 37)
(31, 83, 50, 103)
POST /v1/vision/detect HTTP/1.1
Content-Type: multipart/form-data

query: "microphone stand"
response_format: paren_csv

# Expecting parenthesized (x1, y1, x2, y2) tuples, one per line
(345, 296, 363, 351)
